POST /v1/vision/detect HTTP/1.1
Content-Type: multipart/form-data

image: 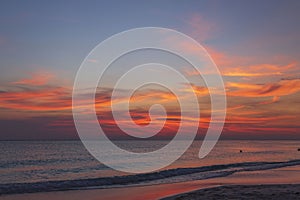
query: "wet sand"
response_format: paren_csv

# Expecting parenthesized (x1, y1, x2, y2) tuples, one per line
(162, 184, 300, 200)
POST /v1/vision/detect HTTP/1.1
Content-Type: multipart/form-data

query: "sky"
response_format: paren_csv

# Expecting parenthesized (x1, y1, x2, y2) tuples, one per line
(0, 0, 300, 140)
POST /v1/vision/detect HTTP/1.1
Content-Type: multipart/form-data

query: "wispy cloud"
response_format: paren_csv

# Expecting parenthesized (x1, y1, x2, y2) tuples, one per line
(12, 71, 54, 86)
(227, 79, 300, 97)
(0, 86, 71, 112)
(222, 62, 297, 77)
(185, 14, 217, 42)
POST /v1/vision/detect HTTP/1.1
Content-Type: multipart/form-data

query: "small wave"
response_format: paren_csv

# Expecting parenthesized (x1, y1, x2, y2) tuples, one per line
(1, 159, 300, 195)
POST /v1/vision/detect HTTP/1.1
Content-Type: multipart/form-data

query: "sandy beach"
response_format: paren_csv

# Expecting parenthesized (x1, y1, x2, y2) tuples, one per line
(162, 184, 300, 200)
(163, 165, 300, 200)
(1, 165, 300, 200)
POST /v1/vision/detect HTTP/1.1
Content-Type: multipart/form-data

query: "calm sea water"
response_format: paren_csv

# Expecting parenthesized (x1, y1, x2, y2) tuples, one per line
(1, 140, 300, 185)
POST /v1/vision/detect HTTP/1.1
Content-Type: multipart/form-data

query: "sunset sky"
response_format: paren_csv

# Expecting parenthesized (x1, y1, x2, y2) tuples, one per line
(0, 0, 299, 140)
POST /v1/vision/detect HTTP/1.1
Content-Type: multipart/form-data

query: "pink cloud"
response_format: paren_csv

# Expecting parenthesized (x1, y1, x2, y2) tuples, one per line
(12, 71, 54, 86)
(185, 14, 217, 42)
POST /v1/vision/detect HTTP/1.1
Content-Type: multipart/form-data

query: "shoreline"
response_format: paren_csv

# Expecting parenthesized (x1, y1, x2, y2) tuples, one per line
(2, 159, 300, 195)
(1, 165, 300, 200)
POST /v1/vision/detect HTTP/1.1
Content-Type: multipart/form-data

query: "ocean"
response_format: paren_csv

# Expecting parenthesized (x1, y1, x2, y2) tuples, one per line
(1, 140, 300, 194)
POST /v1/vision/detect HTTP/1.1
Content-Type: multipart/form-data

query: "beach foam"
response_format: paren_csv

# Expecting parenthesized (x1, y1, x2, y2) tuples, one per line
(1, 159, 300, 195)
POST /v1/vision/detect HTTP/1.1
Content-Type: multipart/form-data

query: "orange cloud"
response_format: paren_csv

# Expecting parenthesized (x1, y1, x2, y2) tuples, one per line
(0, 86, 72, 112)
(226, 115, 294, 124)
(1, 68, 299, 139)
(259, 96, 280, 105)
(182, 51, 297, 78)
(182, 83, 209, 96)
(223, 125, 298, 135)
(227, 79, 300, 97)
(97, 109, 182, 139)
(130, 89, 178, 103)
(222, 62, 296, 77)
(94, 88, 179, 113)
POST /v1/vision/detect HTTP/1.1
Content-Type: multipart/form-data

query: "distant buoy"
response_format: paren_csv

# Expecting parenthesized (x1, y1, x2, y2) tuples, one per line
(297, 148, 300, 151)
(240, 150, 243, 153)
